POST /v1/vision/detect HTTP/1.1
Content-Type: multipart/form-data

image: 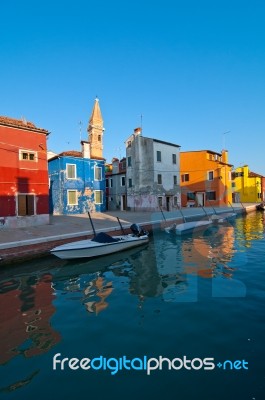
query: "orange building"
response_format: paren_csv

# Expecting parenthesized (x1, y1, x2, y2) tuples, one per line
(180, 150, 233, 207)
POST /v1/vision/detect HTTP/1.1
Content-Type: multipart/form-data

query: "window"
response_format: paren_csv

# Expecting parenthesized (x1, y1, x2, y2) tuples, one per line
(158, 197, 163, 207)
(95, 166, 102, 181)
(181, 174, 189, 182)
(106, 179, 109, 188)
(109, 178, 113, 188)
(206, 191, 216, 201)
(127, 156, 132, 167)
(128, 178, 132, 188)
(173, 196, 179, 206)
(19, 150, 37, 162)
(187, 192, 195, 200)
(258, 193, 261, 199)
(235, 172, 244, 177)
(157, 174, 162, 184)
(95, 190, 103, 204)
(67, 190, 78, 205)
(207, 171, 214, 181)
(157, 151, 161, 162)
(172, 154, 177, 164)
(173, 175, 178, 185)
(17, 194, 35, 216)
(232, 182, 236, 188)
(98, 135, 101, 142)
(66, 164, 76, 179)
(121, 176, 126, 186)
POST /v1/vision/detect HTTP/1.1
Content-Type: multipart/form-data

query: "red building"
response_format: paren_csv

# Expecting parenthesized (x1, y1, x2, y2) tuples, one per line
(0, 116, 50, 228)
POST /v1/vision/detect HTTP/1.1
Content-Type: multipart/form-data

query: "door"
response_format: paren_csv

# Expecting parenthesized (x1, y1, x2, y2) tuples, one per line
(196, 192, 205, 206)
(121, 195, 126, 211)
(166, 196, 171, 211)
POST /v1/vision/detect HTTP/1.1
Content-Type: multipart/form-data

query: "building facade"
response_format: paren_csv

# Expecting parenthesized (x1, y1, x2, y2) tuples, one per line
(48, 150, 105, 214)
(180, 150, 233, 207)
(48, 98, 106, 215)
(232, 165, 265, 203)
(105, 158, 126, 211)
(126, 128, 181, 211)
(0, 116, 49, 228)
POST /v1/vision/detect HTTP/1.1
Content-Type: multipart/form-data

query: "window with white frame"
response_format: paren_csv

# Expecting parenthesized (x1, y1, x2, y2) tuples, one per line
(67, 190, 78, 205)
(19, 149, 37, 162)
(95, 166, 102, 181)
(207, 171, 214, 181)
(121, 176, 126, 186)
(95, 190, 103, 204)
(66, 164, 76, 179)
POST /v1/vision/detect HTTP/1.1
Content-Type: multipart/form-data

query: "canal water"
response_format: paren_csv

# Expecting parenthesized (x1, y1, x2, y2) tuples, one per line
(0, 212, 264, 400)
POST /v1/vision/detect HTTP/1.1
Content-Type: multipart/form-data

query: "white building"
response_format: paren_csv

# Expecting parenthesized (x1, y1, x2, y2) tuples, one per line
(126, 128, 181, 211)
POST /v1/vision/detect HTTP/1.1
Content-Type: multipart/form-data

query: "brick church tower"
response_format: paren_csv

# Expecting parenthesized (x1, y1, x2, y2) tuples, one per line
(87, 98, 104, 159)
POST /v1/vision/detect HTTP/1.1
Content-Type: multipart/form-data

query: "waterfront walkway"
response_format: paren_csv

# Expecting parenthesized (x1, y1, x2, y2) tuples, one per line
(0, 203, 257, 265)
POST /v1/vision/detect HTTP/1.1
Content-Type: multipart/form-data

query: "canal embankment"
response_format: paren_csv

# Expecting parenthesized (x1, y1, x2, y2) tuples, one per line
(0, 203, 258, 265)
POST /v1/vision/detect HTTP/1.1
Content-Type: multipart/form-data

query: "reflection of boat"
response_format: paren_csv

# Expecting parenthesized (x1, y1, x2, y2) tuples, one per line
(165, 220, 212, 235)
(51, 224, 149, 260)
(256, 202, 265, 211)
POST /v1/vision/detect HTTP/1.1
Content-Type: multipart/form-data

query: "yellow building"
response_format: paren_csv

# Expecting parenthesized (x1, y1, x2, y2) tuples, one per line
(232, 165, 264, 203)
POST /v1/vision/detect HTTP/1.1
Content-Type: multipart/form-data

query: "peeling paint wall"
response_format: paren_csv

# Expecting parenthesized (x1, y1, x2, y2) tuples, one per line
(48, 156, 105, 215)
(126, 135, 181, 211)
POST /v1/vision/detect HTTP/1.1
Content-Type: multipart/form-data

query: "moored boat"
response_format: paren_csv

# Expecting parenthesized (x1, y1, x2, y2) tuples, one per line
(256, 202, 265, 211)
(165, 220, 213, 235)
(51, 223, 149, 260)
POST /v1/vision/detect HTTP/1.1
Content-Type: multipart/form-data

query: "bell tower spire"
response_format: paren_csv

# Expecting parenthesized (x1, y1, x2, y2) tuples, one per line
(87, 97, 104, 159)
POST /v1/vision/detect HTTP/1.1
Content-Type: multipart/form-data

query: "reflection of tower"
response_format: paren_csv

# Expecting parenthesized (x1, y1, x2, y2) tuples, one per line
(87, 98, 105, 159)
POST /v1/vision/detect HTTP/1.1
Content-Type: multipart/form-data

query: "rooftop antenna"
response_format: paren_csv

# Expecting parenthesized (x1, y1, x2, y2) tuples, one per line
(222, 130, 230, 149)
(79, 121, 82, 142)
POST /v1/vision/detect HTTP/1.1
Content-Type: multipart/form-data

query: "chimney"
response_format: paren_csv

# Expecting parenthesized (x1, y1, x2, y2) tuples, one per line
(134, 127, 142, 136)
(221, 150, 228, 164)
(81, 141, 91, 158)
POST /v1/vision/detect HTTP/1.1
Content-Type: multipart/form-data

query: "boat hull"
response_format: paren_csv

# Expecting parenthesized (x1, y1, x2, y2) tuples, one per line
(211, 212, 236, 223)
(165, 220, 212, 235)
(51, 235, 149, 260)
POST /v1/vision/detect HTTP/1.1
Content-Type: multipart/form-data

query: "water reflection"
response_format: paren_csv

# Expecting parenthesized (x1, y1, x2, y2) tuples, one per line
(0, 273, 61, 365)
(83, 275, 113, 315)
(0, 213, 264, 367)
(235, 211, 265, 247)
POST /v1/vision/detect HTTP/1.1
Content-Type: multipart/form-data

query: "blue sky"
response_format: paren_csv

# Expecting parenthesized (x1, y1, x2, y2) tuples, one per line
(1, 0, 265, 173)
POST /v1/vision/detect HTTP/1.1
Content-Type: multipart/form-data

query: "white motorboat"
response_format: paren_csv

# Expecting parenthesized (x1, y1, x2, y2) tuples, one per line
(165, 220, 213, 235)
(211, 212, 237, 223)
(51, 223, 149, 260)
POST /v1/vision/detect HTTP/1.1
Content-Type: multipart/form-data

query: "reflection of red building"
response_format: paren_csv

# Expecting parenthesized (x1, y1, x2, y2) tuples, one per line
(0, 273, 61, 364)
(0, 116, 49, 228)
